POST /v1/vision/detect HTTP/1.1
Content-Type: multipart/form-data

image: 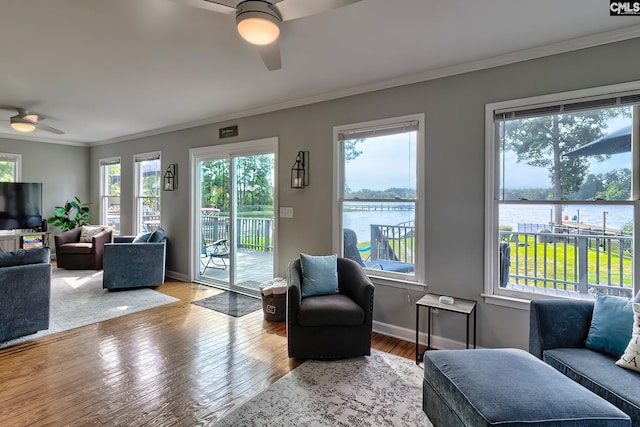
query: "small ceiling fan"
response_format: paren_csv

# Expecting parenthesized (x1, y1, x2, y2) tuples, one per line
(173, 0, 361, 71)
(1, 108, 65, 135)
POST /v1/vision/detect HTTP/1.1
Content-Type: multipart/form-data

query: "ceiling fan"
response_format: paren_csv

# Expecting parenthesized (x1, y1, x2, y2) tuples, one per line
(1, 108, 65, 135)
(173, 0, 361, 71)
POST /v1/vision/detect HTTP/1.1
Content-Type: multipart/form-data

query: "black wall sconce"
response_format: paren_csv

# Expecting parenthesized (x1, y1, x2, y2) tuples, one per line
(290, 151, 309, 189)
(163, 164, 178, 191)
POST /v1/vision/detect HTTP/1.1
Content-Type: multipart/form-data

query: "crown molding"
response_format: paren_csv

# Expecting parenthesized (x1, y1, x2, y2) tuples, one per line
(0, 132, 90, 147)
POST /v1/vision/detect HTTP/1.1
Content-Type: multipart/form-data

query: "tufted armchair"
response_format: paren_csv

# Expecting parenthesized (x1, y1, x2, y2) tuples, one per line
(287, 256, 374, 360)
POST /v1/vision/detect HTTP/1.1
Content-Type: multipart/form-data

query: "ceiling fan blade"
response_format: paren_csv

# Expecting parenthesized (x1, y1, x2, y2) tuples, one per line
(34, 122, 65, 135)
(258, 42, 281, 71)
(275, 0, 361, 21)
(171, 0, 236, 15)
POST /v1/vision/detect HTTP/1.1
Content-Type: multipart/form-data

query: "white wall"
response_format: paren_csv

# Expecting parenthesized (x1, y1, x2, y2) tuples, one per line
(90, 37, 640, 349)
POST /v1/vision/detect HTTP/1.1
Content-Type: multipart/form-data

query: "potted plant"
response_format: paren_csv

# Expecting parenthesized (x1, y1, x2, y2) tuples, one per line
(47, 197, 90, 232)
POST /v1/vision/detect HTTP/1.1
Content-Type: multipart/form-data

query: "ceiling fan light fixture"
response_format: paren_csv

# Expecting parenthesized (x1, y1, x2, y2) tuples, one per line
(10, 117, 36, 133)
(236, 1, 281, 45)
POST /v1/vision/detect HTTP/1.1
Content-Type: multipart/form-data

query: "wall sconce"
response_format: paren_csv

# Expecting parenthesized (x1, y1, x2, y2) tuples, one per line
(290, 151, 308, 189)
(163, 164, 178, 191)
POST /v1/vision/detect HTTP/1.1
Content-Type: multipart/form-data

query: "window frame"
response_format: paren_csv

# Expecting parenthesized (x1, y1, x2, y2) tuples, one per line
(133, 151, 161, 235)
(99, 156, 121, 234)
(333, 113, 426, 288)
(484, 82, 640, 310)
(0, 153, 21, 182)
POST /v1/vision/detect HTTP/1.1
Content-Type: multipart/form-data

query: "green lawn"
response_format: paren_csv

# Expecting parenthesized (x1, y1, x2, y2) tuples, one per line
(508, 235, 632, 288)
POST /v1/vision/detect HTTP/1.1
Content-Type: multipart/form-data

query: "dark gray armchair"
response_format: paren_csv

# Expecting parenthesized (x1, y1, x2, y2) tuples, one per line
(0, 247, 51, 342)
(102, 229, 167, 289)
(287, 257, 374, 360)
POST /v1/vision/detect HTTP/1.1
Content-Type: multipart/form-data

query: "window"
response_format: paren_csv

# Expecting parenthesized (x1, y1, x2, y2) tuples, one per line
(0, 153, 21, 182)
(134, 152, 161, 234)
(335, 114, 425, 283)
(100, 157, 121, 234)
(485, 85, 640, 306)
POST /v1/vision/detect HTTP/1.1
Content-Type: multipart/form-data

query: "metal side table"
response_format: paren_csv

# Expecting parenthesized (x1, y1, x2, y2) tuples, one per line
(415, 293, 477, 364)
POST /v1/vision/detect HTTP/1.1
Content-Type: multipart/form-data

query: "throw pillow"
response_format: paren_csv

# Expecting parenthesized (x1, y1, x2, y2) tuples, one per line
(148, 228, 166, 243)
(132, 231, 153, 243)
(586, 294, 633, 358)
(616, 303, 640, 372)
(299, 253, 339, 298)
(79, 226, 105, 243)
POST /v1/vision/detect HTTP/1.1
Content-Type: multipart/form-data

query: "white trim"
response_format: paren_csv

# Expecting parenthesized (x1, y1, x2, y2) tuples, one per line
(333, 113, 425, 284)
(166, 269, 189, 282)
(485, 80, 640, 301)
(86, 25, 640, 147)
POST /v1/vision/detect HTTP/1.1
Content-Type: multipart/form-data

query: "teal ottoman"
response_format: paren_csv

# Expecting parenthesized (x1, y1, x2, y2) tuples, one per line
(423, 348, 630, 426)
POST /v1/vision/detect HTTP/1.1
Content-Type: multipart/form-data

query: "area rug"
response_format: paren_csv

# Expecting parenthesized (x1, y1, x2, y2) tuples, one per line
(216, 350, 433, 426)
(0, 268, 179, 349)
(192, 290, 262, 317)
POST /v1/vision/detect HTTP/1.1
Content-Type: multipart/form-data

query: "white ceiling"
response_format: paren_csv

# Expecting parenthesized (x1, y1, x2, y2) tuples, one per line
(1, 0, 639, 146)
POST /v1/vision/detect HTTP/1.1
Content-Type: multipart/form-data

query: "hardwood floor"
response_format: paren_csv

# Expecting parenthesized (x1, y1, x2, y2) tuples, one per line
(0, 279, 418, 426)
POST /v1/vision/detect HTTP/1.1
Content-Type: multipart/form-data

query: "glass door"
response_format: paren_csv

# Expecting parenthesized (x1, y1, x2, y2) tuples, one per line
(192, 140, 276, 296)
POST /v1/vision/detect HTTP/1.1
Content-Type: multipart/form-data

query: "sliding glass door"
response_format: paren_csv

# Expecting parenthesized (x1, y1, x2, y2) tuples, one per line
(191, 139, 277, 296)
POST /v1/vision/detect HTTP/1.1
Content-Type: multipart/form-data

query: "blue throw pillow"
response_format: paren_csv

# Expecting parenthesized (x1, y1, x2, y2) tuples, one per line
(132, 231, 152, 243)
(299, 253, 339, 298)
(586, 294, 633, 357)
(149, 228, 166, 242)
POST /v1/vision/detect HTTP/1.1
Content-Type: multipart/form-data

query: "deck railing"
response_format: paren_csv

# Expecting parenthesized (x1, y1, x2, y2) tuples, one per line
(499, 229, 632, 298)
(370, 222, 415, 264)
(201, 215, 274, 252)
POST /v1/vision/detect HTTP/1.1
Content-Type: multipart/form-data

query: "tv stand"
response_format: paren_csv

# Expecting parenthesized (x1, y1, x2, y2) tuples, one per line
(0, 230, 50, 253)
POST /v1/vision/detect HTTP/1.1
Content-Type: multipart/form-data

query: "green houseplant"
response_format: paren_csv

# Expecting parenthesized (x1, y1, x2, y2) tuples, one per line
(47, 197, 90, 232)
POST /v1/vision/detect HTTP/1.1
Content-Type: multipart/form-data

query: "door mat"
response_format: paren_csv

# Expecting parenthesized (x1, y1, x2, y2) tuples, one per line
(192, 291, 262, 317)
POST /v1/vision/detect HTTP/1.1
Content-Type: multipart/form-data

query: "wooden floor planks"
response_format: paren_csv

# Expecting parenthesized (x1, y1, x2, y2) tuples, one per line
(0, 280, 417, 426)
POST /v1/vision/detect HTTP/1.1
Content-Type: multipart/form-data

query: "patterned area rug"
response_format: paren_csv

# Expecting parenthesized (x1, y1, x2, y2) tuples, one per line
(1, 268, 179, 349)
(192, 290, 262, 317)
(216, 350, 433, 426)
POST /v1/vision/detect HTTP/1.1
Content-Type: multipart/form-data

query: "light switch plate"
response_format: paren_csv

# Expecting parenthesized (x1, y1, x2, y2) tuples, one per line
(279, 207, 293, 218)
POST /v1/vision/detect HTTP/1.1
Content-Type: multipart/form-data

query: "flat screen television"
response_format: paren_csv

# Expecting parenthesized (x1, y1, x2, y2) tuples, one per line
(0, 182, 43, 230)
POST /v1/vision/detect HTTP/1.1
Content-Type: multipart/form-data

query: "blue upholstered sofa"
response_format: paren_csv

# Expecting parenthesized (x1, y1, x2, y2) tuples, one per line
(102, 228, 167, 289)
(530, 299, 640, 426)
(0, 247, 51, 343)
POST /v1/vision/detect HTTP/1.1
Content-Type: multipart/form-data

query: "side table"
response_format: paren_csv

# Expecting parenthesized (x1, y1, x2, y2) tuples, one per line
(415, 293, 477, 364)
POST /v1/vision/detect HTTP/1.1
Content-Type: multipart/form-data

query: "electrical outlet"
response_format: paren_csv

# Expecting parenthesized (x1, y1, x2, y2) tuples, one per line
(407, 293, 411, 303)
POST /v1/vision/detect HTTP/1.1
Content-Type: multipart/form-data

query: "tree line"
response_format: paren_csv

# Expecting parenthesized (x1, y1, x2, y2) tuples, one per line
(504, 168, 631, 201)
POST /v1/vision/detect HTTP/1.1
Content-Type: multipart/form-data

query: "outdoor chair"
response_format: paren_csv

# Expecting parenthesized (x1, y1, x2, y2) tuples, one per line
(287, 256, 374, 360)
(343, 228, 414, 273)
(201, 238, 229, 273)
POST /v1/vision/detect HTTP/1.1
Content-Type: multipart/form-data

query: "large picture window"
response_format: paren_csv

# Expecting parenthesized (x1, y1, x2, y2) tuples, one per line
(0, 153, 21, 182)
(100, 157, 121, 234)
(486, 85, 639, 305)
(134, 152, 161, 234)
(335, 114, 424, 283)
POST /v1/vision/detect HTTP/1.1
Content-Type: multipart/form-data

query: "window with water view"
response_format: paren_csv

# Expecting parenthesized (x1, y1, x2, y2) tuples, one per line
(489, 90, 639, 300)
(337, 115, 423, 281)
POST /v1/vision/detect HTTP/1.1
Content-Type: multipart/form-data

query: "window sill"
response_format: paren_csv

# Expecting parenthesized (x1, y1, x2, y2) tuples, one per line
(368, 274, 426, 291)
(481, 293, 531, 311)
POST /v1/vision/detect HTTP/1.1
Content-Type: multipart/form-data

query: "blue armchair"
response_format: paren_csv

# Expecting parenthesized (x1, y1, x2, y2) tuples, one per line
(102, 228, 167, 289)
(0, 247, 51, 342)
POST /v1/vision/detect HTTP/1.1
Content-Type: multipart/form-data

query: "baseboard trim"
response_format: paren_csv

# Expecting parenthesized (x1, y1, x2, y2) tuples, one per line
(372, 320, 470, 350)
(166, 269, 189, 282)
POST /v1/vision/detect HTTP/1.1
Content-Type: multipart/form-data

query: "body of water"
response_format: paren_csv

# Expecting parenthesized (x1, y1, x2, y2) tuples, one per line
(343, 210, 414, 243)
(499, 204, 633, 232)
